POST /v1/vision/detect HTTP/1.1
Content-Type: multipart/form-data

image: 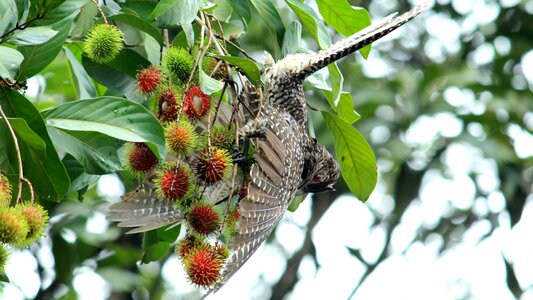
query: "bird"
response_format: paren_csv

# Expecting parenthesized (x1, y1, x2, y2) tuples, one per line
(210, 3, 429, 292)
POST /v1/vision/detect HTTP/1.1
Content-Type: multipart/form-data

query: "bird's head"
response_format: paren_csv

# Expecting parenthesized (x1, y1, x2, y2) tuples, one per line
(299, 140, 340, 194)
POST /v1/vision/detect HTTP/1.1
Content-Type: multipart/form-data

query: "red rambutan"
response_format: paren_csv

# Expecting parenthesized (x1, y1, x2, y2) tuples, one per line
(188, 202, 220, 235)
(158, 88, 179, 122)
(137, 66, 163, 93)
(175, 233, 204, 258)
(182, 86, 210, 120)
(155, 162, 192, 201)
(196, 147, 233, 183)
(183, 245, 223, 287)
(126, 142, 158, 173)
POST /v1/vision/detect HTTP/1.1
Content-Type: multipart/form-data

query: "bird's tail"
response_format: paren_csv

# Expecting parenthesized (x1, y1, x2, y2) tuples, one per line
(299, 2, 430, 78)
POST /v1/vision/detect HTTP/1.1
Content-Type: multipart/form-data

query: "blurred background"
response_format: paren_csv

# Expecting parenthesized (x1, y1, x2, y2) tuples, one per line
(2, 0, 532, 299)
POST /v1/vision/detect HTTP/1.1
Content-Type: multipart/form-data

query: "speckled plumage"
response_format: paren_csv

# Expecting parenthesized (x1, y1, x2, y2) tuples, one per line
(211, 3, 429, 293)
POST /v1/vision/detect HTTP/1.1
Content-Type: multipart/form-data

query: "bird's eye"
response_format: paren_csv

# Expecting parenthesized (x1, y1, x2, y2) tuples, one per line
(314, 174, 323, 182)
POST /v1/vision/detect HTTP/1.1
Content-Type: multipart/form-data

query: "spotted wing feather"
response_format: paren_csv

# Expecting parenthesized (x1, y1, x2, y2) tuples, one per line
(106, 191, 182, 234)
(208, 106, 306, 293)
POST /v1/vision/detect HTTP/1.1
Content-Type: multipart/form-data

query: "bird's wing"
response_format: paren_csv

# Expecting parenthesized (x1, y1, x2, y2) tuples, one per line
(106, 191, 182, 234)
(208, 106, 305, 293)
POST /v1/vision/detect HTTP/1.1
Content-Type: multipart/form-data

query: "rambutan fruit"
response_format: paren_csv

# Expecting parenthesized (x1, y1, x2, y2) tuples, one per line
(0, 207, 28, 245)
(200, 125, 235, 151)
(187, 202, 220, 235)
(83, 24, 124, 64)
(14, 202, 48, 248)
(162, 47, 194, 83)
(125, 142, 159, 173)
(182, 86, 211, 120)
(137, 66, 163, 94)
(157, 88, 180, 122)
(196, 147, 233, 183)
(154, 162, 193, 202)
(183, 244, 224, 287)
(165, 120, 198, 155)
(0, 244, 9, 273)
(175, 233, 204, 258)
(0, 174, 12, 207)
(202, 56, 228, 80)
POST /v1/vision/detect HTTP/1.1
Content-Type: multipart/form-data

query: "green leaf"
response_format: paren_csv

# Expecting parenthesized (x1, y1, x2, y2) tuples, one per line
(62, 154, 100, 196)
(322, 112, 376, 201)
(316, 0, 371, 58)
(0, 87, 70, 201)
(327, 63, 343, 106)
(250, 0, 285, 48)
(108, 13, 164, 46)
(70, 1, 98, 39)
(285, 0, 331, 49)
(282, 20, 302, 57)
(141, 242, 169, 263)
(47, 128, 122, 174)
(64, 46, 96, 99)
(7, 117, 46, 157)
(156, 224, 181, 243)
(150, 0, 200, 25)
(149, 0, 179, 19)
(323, 90, 360, 124)
(42, 97, 166, 162)
(228, 0, 251, 28)
(6, 26, 58, 46)
(199, 53, 224, 95)
(0, 46, 23, 80)
(36, 0, 87, 26)
(182, 23, 195, 48)
(17, 17, 72, 80)
(0, 0, 18, 36)
(216, 55, 261, 85)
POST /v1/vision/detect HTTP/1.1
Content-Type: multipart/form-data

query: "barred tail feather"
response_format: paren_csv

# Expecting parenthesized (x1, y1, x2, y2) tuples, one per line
(299, 2, 430, 78)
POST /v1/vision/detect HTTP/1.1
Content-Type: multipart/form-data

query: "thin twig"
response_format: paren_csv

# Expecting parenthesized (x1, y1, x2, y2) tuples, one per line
(0, 13, 44, 42)
(213, 34, 257, 62)
(0, 104, 24, 202)
(21, 177, 34, 203)
(91, 0, 108, 24)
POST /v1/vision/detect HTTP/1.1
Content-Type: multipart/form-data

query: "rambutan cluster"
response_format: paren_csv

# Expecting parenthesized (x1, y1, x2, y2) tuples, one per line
(119, 43, 244, 289)
(0, 174, 49, 270)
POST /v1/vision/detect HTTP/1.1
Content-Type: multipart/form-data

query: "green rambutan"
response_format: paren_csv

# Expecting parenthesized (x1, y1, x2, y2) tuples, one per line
(14, 202, 48, 248)
(0, 244, 9, 273)
(182, 86, 211, 120)
(154, 162, 193, 202)
(0, 174, 12, 207)
(0, 207, 28, 245)
(125, 142, 159, 173)
(165, 120, 198, 155)
(196, 147, 233, 183)
(83, 24, 124, 64)
(202, 56, 228, 80)
(162, 47, 194, 83)
(200, 125, 235, 151)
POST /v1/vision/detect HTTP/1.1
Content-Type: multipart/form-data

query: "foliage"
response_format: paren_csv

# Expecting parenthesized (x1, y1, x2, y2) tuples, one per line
(0, 0, 531, 299)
